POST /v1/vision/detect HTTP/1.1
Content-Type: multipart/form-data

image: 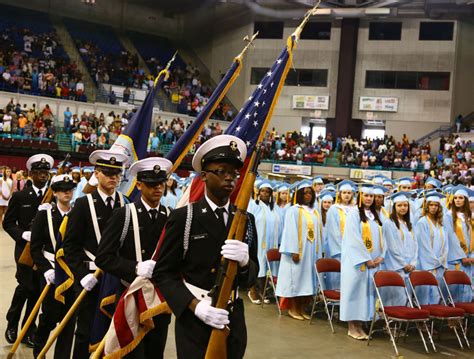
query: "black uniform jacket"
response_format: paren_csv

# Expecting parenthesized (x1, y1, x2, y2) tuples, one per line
(3, 187, 44, 260)
(30, 206, 64, 275)
(63, 190, 124, 282)
(153, 197, 258, 319)
(95, 199, 169, 284)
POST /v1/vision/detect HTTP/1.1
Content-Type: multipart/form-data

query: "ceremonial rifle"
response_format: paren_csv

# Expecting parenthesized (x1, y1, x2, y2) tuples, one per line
(205, 146, 262, 359)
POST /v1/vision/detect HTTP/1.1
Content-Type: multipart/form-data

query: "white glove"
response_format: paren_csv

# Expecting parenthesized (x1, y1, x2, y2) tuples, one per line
(22, 231, 31, 242)
(44, 269, 55, 285)
(194, 300, 229, 329)
(38, 203, 52, 211)
(88, 173, 98, 186)
(80, 273, 98, 291)
(136, 260, 156, 279)
(221, 239, 249, 267)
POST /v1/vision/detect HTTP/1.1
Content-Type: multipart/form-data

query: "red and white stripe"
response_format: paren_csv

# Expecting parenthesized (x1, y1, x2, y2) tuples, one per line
(103, 277, 170, 358)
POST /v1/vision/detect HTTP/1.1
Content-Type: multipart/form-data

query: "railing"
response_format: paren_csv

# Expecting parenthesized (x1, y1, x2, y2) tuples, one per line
(416, 124, 454, 146)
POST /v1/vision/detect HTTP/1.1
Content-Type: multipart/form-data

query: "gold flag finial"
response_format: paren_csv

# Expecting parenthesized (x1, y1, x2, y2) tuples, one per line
(165, 51, 178, 71)
(292, 0, 322, 41)
(235, 31, 259, 61)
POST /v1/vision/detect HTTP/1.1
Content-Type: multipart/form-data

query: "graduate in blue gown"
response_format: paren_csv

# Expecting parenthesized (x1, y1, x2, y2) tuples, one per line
(414, 192, 450, 305)
(319, 190, 335, 258)
(326, 180, 356, 260)
(373, 185, 390, 223)
(160, 174, 182, 209)
(275, 183, 290, 223)
(312, 176, 324, 201)
(276, 180, 322, 321)
(382, 192, 417, 306)
(341, 184, 385, 340)
(445, 186, 474, 302)
(247, 180, 283, 304)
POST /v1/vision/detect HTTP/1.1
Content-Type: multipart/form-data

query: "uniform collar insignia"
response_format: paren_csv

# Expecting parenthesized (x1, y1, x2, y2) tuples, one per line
(202, 208, 207, 214)
(138, 208, 142, 213)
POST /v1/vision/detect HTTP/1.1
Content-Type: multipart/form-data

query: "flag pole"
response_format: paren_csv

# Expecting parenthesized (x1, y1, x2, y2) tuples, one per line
(37, 269, 103, 359)
(7, 285, 51, 359)
(169, 32, 258, 174)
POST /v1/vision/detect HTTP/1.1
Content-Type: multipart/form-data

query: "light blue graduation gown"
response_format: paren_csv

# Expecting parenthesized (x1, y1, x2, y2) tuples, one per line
(340, 210, 385, 322)
(445, 212, 473, 302)
(247, 200, 282, 278)
(276, 205, 322, 298)
(160, 188, 182, 209)
(382, 220, 418, 306)
(415, 216, 449, 305)
(72, 177, 87, 203)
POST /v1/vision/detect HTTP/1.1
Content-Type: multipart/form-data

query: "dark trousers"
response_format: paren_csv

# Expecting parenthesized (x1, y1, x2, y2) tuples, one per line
(72, 284, 100, 359)
(33, 281, 75, 359)
(175, 299, 247, 359)
(124, 313, 171, 359)
(6, 261, 41, 334)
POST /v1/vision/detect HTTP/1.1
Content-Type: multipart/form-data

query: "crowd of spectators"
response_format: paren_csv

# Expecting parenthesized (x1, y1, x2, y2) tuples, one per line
(259, 129, 332, 164)
(0, 98, 55, 139)
(0, 27, 87, 101)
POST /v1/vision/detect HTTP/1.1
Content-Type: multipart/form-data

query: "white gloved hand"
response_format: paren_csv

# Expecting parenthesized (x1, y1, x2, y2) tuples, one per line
(38, 203, 52, 211)
(221, 239, 249, 267)
(194, 300, 229, 329)
(88, 173, 98, 187)
(22, 231, 31, 242)
(44, 269, 55, 285)
(136, 260, 156, 278)
(80, 273, 98, 291)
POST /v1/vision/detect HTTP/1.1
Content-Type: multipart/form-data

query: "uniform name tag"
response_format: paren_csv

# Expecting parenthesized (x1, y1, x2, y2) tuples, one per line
(21, 204, 32, 208)
(191, 234, 208, 241)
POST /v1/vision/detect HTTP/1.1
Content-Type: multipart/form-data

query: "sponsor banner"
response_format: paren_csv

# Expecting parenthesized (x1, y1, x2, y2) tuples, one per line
(359, 96, 398, 112)
(272, 163, 312, 176)
(350, 168, 392, 180)
(292, 95, 329, 110)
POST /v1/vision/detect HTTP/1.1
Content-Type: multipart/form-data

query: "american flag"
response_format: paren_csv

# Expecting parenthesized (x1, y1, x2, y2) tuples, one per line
(182, 34, 298, 205)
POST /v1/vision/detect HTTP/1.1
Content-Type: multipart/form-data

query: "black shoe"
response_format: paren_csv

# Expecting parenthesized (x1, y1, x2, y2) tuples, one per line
(22, 334, 35, 348)
(5, 326, 17, 344)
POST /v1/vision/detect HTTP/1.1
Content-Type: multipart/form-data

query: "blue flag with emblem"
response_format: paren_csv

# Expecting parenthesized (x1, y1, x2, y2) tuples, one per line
(112, 57, 175, 199)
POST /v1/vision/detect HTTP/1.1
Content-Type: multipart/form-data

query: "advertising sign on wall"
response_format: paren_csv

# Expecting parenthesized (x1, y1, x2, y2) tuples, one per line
(272, 164, 312, 176)
(359, 96, 398, 112)
(293, 95, 330, 110)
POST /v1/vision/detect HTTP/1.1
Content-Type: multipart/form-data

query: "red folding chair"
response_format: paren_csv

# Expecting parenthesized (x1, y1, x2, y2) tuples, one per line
(261, 248, 281, 315)
(368, 270, 436, 356)
(443, 270, 474, 332)
(409, 270, 469, 349)
(310, 258, 340, 333)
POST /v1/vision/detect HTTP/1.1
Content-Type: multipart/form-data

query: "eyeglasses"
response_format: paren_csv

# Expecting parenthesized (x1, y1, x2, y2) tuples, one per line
(205, 169, 241, 179)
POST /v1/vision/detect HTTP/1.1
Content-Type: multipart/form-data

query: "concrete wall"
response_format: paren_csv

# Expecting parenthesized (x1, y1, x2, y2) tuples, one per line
(195, 22, 341, 135)
(452, 20, 474, 119)
(353, 19, 457, 135)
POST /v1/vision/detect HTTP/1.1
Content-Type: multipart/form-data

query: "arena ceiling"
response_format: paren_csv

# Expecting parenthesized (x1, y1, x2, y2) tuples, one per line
(132, 0, 473, 20)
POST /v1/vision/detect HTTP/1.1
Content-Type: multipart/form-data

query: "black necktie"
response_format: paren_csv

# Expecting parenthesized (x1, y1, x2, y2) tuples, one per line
(106, 196, 113, 211)
(38, 189, 43, 198)
(149, 209, 158, 222)
(17, 180, 21, 191)
(215, 207, 227, 229)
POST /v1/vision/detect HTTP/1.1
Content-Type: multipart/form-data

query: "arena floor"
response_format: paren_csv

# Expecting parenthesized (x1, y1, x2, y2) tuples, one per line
(0, 228, 472, 359)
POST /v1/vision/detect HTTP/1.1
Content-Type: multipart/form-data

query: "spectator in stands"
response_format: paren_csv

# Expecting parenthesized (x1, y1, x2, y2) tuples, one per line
(3, 111, 12, 133)
(123, 86, 131, 103)
(64, 106, 72, 133)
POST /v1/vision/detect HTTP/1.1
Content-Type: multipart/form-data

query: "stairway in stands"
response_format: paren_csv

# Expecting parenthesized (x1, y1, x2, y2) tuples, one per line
(325, 152, 340, 167)
(121, 32, 178, 112)
(56, 133, 73, 152)
(50, 16, 97, 102)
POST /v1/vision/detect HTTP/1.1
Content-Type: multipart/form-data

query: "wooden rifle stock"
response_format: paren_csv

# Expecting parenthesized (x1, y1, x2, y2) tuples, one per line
(205, 147, 262, 359)
(19, 153, 70, 267)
